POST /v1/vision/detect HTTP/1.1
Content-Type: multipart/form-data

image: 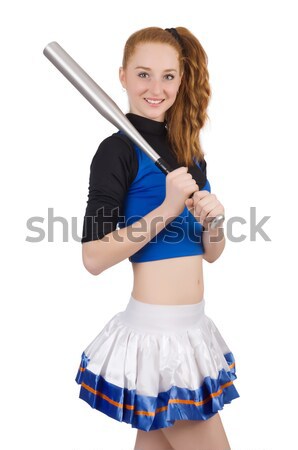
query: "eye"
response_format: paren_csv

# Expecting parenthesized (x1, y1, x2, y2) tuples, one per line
(138, 72, 149, 78)
(165, 74, 175, 80)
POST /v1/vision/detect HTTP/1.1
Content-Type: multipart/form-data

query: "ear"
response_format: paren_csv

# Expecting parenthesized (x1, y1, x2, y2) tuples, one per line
(119, 67, 126, 89)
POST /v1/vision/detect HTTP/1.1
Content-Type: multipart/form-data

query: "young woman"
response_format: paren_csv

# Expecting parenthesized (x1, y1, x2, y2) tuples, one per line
(76, 26, 240, 450)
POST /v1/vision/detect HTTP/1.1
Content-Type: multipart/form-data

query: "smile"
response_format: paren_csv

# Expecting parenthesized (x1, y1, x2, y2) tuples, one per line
(144, 98, 165, 104)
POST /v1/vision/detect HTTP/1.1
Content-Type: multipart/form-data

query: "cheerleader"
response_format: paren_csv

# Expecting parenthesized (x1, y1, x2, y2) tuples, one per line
(76, 26, 240, 450)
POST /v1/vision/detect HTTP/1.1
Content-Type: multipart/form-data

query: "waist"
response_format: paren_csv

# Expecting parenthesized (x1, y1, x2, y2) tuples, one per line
(131, 254, 204, 305)
(120, 295, 206, 333)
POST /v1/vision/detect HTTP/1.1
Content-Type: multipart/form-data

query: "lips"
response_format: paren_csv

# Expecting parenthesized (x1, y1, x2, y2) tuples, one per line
(144, 98, 165, 105)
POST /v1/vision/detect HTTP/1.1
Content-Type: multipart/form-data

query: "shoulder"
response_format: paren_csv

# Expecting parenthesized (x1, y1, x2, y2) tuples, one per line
(90, 132, 138, 184)
(93, 132, 136, 161)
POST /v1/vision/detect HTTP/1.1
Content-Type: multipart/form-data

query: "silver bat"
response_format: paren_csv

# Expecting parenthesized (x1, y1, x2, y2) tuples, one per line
(43, 41, 225, 230)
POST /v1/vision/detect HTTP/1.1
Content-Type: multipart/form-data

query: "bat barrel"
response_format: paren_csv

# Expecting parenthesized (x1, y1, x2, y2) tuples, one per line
(43, 42, 161, 164)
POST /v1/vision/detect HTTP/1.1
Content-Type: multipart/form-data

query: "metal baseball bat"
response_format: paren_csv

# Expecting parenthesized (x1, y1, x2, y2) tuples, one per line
(43, 41, 224, 230)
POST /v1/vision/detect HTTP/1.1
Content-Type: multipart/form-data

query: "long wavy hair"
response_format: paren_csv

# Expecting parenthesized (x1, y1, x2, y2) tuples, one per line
(121, 26, 211, 167)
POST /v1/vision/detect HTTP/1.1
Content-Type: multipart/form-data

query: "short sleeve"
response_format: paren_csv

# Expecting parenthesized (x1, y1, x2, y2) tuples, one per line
(81, 134, 138, 243)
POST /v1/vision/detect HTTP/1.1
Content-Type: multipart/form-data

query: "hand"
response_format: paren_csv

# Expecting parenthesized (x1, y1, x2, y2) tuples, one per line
(185, 191, 225, 229)
(163, 166, 199, 218)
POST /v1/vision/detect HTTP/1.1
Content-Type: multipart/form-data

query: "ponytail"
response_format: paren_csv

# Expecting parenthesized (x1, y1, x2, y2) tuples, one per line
(165, 27, 211, 167)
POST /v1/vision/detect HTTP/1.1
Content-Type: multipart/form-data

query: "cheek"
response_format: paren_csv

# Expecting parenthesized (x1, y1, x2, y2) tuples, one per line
(128, 81, 147, 96)
(168, 82, 180, 95)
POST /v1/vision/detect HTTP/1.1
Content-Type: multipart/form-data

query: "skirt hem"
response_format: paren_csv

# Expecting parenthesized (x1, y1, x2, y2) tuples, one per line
(75, 351, 239, 432)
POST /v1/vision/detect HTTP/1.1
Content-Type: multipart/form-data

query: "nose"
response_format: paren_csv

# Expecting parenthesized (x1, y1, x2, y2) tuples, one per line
(148, 78, 163, 96)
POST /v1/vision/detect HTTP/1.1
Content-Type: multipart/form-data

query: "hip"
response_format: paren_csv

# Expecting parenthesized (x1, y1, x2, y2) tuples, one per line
(120, 294, 206, 334)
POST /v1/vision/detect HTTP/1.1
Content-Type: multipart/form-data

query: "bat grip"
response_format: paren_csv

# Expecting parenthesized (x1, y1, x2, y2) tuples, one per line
(155, 157, 173, 174)
(155, 157, 225, 230)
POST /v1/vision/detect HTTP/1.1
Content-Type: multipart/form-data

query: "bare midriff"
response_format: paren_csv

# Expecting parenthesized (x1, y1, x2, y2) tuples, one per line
(131, 254, 204, 305)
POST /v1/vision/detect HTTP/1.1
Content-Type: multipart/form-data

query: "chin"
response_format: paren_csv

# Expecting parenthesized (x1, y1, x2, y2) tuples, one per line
(146, 111, 166, 122)
(132, 104, 166, 121)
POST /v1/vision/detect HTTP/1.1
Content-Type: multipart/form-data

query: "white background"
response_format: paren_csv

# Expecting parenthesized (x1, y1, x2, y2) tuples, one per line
(1, 0, 297, 449)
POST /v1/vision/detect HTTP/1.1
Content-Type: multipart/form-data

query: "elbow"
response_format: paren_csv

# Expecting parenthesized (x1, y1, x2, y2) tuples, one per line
(203, 254, 216, 263)
(82, 256, 102, 276)
(202, 237, 226, 263)
(202, 248, 215, 263)
(203, 250, 224, 263)
(203, 250, 221, 263)
(82, 241, 104, 276)
(84, 263, 102, 276)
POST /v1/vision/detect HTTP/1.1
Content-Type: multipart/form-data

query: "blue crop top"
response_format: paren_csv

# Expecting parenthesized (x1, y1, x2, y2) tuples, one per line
(118, 141, 210, 262)
(81, 113, 211, 263)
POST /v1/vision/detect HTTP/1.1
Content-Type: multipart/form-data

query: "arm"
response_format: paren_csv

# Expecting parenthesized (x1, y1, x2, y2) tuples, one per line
(185, 189, 226, 263)
(81, 136, 194, 274)
(83, 202, 174, 275)
(202, 223, 225, 263)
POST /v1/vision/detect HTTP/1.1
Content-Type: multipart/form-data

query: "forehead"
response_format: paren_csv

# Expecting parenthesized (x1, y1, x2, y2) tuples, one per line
(129, 42, 180, 70)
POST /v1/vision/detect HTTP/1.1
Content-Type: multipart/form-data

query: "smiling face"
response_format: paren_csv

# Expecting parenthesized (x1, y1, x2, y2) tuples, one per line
(119, 42, 183, 122)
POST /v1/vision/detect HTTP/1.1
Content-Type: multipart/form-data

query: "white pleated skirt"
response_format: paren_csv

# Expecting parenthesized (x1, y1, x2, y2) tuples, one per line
(75, 295, 239, 432)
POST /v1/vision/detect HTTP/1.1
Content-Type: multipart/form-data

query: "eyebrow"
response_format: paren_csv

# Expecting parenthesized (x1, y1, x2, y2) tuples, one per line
(134, 66, 177, 72)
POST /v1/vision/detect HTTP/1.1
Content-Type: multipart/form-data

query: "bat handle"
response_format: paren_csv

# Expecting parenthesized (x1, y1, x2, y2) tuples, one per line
(155, 157, 173, 174)
(155, 157, 225, 230)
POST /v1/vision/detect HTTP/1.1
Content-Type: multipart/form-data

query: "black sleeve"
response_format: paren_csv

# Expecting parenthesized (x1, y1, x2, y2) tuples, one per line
(81, 134, 138, 243)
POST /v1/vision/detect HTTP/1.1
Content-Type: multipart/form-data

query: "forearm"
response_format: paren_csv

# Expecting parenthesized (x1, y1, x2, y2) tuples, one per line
(83, 203, 174, 274)
(202, 224, 226, 263)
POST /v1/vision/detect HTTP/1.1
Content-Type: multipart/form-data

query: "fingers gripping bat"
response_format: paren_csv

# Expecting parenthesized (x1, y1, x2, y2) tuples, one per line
(43, 42, 225, 230)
